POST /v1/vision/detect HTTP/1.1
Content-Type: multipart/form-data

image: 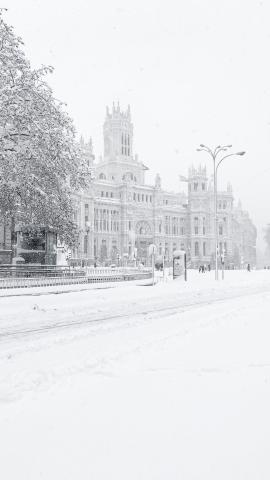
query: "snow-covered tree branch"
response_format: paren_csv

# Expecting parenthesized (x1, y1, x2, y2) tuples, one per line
(0, 10, 91, 247)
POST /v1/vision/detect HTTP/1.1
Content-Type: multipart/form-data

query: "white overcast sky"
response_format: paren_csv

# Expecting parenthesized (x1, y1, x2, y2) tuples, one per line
(6, 0, 270, 249)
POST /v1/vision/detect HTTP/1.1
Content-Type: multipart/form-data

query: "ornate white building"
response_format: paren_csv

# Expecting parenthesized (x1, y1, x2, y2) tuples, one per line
(72, 103, 256, 268)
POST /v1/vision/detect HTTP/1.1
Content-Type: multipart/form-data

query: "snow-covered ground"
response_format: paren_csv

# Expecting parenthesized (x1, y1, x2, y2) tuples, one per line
(1, 270, 270, 479)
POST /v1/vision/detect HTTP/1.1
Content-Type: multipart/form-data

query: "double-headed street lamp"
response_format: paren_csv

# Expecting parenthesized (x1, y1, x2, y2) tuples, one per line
(196, 145, 245, 280)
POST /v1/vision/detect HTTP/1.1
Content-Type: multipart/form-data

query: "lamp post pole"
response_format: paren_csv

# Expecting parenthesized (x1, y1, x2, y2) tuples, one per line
(213, 155, 218, 280)
(197, 145, 245, 280)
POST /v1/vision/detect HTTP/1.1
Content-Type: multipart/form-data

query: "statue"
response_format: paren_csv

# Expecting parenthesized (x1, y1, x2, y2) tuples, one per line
(155, 173, 161, 189)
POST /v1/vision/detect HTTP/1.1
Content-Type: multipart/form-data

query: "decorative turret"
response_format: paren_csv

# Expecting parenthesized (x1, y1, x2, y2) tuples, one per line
(227, 182, 233, 193)
(188, 164, 208, 195)
(155, 173, 161, 189)
(103, 103, 133, 160)
(79, 136, 95, 166)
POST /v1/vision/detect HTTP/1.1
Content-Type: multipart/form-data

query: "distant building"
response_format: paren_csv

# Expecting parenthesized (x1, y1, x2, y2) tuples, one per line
(0, 103, 256, 267)
(72, 104, 257, 268)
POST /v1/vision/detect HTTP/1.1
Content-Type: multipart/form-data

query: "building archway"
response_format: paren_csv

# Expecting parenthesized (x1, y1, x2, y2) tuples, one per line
(135, 221, 153, 265)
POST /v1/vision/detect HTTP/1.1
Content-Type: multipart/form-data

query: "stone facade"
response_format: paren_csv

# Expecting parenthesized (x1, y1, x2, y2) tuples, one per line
(0, 103, 256, 267)
(73, 104, 257, 268)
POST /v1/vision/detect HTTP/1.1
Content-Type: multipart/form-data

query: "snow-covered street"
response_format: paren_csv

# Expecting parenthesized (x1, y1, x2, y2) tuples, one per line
(1, 270, 270, 479)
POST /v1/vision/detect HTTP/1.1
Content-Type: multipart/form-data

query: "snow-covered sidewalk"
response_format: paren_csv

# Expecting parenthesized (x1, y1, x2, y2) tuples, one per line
(1, 270, 270, 479)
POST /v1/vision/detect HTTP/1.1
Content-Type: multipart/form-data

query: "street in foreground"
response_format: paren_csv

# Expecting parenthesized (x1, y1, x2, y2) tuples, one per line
(0, 270, 270, 479)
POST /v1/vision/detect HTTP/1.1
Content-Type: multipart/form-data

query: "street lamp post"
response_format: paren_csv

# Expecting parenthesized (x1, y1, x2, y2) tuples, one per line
(197, 145, 245, 280)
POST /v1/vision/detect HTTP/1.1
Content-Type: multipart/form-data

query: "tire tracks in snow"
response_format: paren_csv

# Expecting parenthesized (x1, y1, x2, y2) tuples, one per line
(0, 283, 270, 342)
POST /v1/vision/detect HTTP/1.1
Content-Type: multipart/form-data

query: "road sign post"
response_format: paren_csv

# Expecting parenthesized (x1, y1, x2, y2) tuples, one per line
(221, 250, 225, 280)
(148, 244, 157, 286)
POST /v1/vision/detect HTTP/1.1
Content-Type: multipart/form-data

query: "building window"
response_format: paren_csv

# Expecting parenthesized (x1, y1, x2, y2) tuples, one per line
(203, 242, 206, 256)
(138, 194, 140, 201)
(194, 217, 199, 235)
(195, 241, 199, 256)
(99, 173, 106, 180)
(149, 196, 152, 202)
(85, 204, 89, 224)
(101, 191, 104, 197)
(223, 201, 227, 209)
(84, 235, 88, 254)
(110, 192, 113, 198)
(129, 221, 131, 230)
(142, 194, 144, 201)
(219, 225, 223, 235)
(133, 193, 136, 201)
(202, 183, 205, 191)
(194, 182, 198, 191)
(202, 217, 206, 235)
(159, 223, 162, 233)
(146, 195, 148, 202)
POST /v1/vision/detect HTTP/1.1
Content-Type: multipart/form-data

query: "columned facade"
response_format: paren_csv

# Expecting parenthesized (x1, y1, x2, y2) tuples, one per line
(71, 104, 257, 268)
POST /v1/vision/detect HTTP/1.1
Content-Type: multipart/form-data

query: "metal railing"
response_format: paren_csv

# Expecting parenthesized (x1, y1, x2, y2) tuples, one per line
(0, 264, 82, 278)
(0, 265, 152, 289)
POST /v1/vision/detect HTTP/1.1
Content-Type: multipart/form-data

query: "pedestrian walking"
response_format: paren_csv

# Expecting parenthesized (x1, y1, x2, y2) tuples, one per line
(247, 263, 251, 272)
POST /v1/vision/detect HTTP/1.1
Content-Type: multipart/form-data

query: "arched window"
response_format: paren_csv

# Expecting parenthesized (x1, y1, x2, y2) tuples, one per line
(99, 173, 106, 180)
(84, 235, 88, 255)
(203, 242, 206, 256)
(195, 241, 199, 256)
